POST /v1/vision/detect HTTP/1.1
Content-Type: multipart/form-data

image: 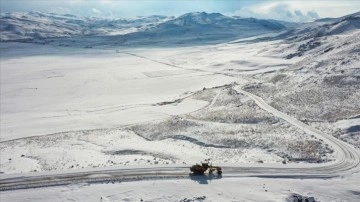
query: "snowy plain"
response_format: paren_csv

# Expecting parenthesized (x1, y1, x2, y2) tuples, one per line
(1, 41, 327, 174)
(1, 39, 359, 201)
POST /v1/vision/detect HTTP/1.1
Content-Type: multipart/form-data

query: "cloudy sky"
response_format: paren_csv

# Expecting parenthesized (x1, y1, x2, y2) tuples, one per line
(1, 0, 360, 21)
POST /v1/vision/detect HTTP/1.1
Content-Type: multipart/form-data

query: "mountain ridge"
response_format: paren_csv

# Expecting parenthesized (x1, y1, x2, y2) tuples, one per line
(0, 11, 288, 44)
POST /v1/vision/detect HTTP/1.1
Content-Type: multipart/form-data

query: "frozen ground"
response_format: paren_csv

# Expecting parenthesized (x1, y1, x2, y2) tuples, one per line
(0, 43, 239, 142)
(1, 87, 335, 174)
(1, 41, 337, 174)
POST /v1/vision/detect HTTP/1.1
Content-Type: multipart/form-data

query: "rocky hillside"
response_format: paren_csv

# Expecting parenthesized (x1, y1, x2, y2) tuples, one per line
(244, 12, 360, 147)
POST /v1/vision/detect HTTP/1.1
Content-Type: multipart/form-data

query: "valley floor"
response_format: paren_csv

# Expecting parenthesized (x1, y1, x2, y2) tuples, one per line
(0, 38, 359, 201)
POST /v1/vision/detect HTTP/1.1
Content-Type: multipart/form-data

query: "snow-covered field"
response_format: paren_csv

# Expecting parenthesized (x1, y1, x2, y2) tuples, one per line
(1, 41, 336, 175)
(0, 43, 239, 142)
(1, 11, 360, 202)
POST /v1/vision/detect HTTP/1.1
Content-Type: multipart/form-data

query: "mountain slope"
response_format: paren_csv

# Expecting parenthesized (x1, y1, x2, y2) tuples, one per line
(0, 12, 172, 41)
(115, 12, 286, 45)
(274, 12, 360, 59)
(244, 12, 360, 147)
(275, 12, 360, 42)
(0, 11, 287, 46)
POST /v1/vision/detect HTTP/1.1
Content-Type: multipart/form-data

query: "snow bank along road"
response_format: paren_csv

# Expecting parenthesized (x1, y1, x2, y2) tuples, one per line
(1, 85, 359, 191)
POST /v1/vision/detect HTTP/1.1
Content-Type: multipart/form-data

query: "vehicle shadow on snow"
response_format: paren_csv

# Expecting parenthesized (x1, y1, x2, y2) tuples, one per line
(189, 173, 223, 184)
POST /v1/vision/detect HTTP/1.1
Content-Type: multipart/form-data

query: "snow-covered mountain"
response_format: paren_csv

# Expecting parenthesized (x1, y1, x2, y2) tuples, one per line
(272, 11, 360, 43)
(0, 11, 172, 41)
(0, 11, 287, 45)
(2, 11, 358, 47)
(114, 12, 287, 45)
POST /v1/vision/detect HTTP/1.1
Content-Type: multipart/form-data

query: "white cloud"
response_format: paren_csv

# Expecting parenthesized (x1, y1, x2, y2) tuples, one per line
(91, 8, 102, 15)
(307, 10, 319, 19)
(1, 0, 359, 20)
(232, 1, 360, 22)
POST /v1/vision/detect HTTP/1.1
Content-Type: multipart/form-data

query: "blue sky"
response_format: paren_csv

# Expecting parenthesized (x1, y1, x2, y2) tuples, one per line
(1, 0, 360, 21)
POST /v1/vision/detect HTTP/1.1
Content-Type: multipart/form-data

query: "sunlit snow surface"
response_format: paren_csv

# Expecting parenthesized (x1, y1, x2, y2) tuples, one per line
(1, 174, 360, 202)
(1, 11, 360, 202)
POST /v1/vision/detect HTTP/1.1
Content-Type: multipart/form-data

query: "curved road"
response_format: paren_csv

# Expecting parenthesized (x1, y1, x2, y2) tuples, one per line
(1, 87, 359, 191)
(234, 86, 360, 176)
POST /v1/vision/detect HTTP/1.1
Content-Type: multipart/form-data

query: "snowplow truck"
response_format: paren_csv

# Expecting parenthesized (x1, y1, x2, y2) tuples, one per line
(190, 162, 222, 175)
